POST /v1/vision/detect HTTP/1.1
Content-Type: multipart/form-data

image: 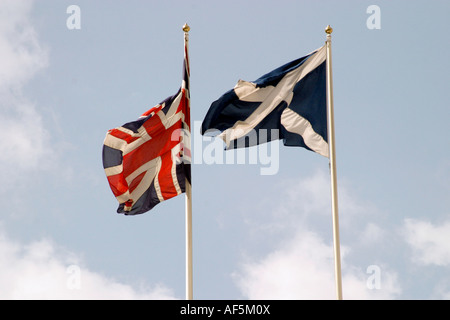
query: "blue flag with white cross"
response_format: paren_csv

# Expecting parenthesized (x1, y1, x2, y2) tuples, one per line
(201, 45, 329, 158)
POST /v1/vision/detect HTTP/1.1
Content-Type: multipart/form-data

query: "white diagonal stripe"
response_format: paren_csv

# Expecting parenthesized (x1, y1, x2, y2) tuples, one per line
(104, 164, 122, 176)
(219, 45, 326, 147)
(281, 107, 329, 158)
(149, 157, 165, 203)
(171, 143, 182, 195)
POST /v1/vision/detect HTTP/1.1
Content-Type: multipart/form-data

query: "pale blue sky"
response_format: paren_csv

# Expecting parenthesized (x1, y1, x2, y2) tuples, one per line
(1, 0, 449, 299)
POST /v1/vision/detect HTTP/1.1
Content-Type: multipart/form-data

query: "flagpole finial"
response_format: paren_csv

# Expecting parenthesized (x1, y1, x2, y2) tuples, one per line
(325, 25, 333, 34)
(182, 23, 190, 33)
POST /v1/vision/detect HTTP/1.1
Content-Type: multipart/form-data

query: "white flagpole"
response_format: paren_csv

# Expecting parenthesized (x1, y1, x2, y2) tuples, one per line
(183, 23, 193, 301)
(186, 180, 193, 300)
(325, 25, 343, 300)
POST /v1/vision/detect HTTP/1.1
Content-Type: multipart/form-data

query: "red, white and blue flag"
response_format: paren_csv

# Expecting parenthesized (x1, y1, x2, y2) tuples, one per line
(102, 48, 191, 215)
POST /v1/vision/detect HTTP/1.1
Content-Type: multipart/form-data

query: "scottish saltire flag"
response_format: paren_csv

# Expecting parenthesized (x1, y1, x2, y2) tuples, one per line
(102, 49, 191, 215)
(201, 45, 329, 157)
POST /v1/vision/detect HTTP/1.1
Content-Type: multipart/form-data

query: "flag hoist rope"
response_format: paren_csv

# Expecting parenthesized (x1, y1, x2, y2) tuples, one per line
(325, 25, 343, 300)
(183, 23, 193, 300)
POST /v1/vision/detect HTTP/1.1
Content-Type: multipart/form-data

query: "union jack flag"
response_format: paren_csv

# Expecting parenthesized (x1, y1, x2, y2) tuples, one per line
(102, 46, 191, 215)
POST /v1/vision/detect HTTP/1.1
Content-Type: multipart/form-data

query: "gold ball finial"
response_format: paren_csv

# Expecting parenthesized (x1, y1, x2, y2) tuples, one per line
(182, 23, 190, 33)
(325, 25, 333, 34)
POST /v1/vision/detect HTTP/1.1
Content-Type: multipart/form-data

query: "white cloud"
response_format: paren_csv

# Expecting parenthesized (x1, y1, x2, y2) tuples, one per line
(403, 218, 450, 266)
(0, 1, 177, 300)
(0, 0, 47, 89)
(0, 96, 50, 170)
(0, 0, 52, 174)
(0, 227, 176, 299)
(234, 228, 400, 299)
(233, 170, 401, 299)
(359, 222, 385, 245)
(233, 230, 336, 299)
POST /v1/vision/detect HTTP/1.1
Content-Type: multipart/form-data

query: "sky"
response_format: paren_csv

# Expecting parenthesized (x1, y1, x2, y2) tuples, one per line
(0, 0, 449, 300)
